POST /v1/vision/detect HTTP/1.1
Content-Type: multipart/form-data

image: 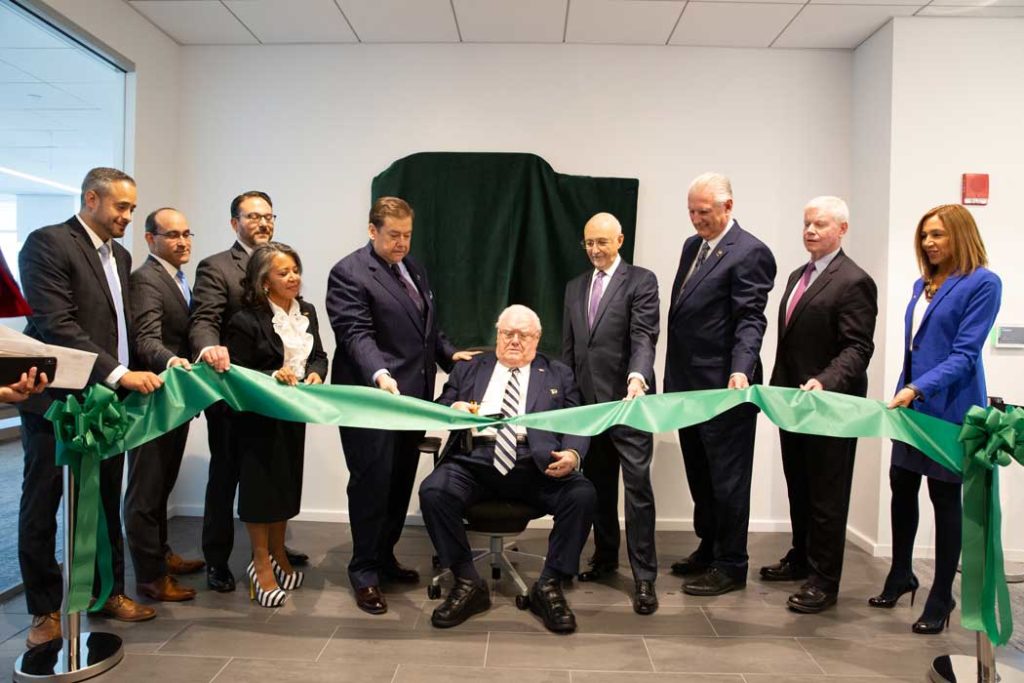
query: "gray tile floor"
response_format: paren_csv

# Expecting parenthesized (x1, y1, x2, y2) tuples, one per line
(2, 518, 1023, 682)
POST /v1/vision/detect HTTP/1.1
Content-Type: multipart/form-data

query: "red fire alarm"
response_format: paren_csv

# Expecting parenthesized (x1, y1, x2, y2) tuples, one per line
(962, 173, 989, 205)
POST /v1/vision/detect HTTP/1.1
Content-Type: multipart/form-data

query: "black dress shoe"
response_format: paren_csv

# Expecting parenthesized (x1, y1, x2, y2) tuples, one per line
(577, 560, 619, 582)
(787, 584, 837, 613)
(529, 578, 577, 633)
(670, 552, 710, 577)
(759, 558, 809, 582)
(355, 585, 388, 614)
(633, 580, 659, 615)
(682, 567, 746, 596)
(431, 578, 491, 628)
(912, 599, 956, 635)
(206, 564, 236, 593)
(381, 562, 420, 584)
(284, 545, 308, 567)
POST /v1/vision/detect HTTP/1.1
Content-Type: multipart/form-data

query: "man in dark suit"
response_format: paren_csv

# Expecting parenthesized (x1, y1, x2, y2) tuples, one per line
(420, 305, 596, 633)
(762, 196, 877, 613)
(125, 208, 205, 604)
(189, 190, 306, 592)
(562, 212, 660, 614)
(326, 196, 474, 614)
(665, 172, 776, 596)
(17, 167, 162, 647)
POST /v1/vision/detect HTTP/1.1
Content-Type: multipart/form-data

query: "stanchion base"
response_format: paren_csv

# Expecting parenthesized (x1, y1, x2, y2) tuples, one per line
(930, 654, 1024, 682)
(13, 632, 124, 682)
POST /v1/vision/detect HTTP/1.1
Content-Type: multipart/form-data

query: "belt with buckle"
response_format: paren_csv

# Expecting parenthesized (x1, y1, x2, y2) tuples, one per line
(471, 434, 528, 448)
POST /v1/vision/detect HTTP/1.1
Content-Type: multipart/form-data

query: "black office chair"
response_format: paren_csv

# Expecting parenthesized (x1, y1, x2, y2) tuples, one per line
(419, 436, 546, 609)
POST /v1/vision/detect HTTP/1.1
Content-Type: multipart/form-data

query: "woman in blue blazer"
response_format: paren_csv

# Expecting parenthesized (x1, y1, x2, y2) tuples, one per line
(869, 205, 1001, 634)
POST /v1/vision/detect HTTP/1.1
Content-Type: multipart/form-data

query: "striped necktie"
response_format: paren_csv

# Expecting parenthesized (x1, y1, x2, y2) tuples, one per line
(493, 367, 521, 475)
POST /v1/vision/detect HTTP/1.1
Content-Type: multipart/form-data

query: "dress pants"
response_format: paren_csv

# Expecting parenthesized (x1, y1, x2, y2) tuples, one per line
(340, 427, 422, 589)
(18, 409, 125, 615)
(887, 464, 962, 612)
(779, 430, 857, 592)
(202, 404, 238, 567)
(584, 427, 657, 581)
(126, 422, 190, 582)
(419, 446, 596, 579)
(677, 404, 757, 580)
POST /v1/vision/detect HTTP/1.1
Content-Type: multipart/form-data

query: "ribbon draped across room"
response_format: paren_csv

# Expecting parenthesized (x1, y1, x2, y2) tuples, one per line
(45, 363, 1019, 645)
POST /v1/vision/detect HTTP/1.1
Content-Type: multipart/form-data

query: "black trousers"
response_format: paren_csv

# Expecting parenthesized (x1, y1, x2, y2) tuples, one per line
(202, 404, 238, 566)
(18, 409, 125, 615)
(419, 447, 596, 579)
(678, 404, 757, 580)
(887, 464, 962, 613)
(125, 422, 190, 582)
(340, 427, 422, 589)
(779, 430, 857, 592)
(584, 427, 657, 581)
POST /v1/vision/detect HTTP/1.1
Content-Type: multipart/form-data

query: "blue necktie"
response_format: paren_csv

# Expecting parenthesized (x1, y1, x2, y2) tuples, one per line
(175, 269, 191, 306)
(99, 243, 129, 367)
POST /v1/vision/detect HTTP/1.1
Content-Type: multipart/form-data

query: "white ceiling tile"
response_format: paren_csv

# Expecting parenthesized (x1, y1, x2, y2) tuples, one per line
(919, 4, 1024, 14)
(810, 0, 924, 6)
(929, 0, 1024, 6)
(224, 0, 358, 43)
(567, 0, 685, 45)
(335, 0, 459, 42)
(453, 0, 567, 43)
(670, 2, 801, 47)
(129, 1, 258, 45)
(774, 5, 916, 48)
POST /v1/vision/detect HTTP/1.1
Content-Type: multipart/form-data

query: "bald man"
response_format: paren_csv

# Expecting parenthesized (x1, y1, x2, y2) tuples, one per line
(562, 213, 661, 615)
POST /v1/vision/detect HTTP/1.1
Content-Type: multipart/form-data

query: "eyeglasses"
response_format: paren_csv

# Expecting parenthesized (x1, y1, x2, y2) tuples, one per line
(153, 231, 194, 241)
(498, 329, 538, 341)
(239, 213, 276, 224)
(581, 239, 613, 249)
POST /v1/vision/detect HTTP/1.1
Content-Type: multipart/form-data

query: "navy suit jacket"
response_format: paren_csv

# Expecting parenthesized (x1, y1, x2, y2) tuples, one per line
(665, 221, 776, 392)
(326, 242, 456, 400)
(437, 352, 590, 473)
(562, 260, 659, 404)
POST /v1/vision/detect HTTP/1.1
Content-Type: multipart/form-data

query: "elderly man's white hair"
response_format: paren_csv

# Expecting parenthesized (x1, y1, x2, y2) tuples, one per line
(805, 196, 850, 225)
(688, 172, 733, 204)
(496, 304, 542, 334)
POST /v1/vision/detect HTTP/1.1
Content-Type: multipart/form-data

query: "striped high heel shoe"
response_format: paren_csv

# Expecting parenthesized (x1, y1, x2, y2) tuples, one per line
(270, 556, 304, 590)
(247, 561, 287, 608)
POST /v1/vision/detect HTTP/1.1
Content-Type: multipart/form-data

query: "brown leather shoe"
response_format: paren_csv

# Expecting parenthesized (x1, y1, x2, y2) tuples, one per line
(98, 594, 157, 622)
(26, 611, 61, 648)
(137, 575, 196, 602)
(166, 552, 205, 575)
(354, 585, 387, 615)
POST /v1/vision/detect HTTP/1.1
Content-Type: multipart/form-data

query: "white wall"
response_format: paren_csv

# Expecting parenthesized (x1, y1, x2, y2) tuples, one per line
(168, 43, 852, 536)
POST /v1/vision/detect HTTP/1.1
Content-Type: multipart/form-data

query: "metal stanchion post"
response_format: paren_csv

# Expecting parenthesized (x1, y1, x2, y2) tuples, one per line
(13, 465, 124, 681)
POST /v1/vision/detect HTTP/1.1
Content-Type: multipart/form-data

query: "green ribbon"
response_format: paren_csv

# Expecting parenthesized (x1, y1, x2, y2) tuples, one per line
(958, 405, 1024, 645)
(49, 363, 1003, 642)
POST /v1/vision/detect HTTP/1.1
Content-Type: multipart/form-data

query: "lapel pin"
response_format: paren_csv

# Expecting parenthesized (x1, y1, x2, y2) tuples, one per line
(716, 250, 724, 257)
(550, 388, 558, 395)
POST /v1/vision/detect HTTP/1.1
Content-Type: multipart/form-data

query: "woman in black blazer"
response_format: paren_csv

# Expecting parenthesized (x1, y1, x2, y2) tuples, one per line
(224, 242, 328, 607)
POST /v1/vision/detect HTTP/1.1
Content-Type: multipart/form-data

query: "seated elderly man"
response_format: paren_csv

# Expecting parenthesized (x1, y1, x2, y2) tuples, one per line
(419, 304, 596, 633)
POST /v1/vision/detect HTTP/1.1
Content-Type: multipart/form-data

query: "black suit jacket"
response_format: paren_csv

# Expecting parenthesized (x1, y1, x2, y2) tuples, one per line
(437, 352, 589, 473)
(770, 250, 878, 397)
(665, 222, 776, 392)
(18, 216, 133, 411)
(223, 300, 329, 381)
(129, 256, 190, 372)
(188, 241, 249, 356)
(562, 260, 659, 403)
(326, 242, 456, 400)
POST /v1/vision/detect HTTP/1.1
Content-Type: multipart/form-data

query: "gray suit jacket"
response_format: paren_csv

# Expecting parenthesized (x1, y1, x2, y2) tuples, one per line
(188, 241, 248, 356)
(562, 260, 659, 403)
(130, 255, 191, 372)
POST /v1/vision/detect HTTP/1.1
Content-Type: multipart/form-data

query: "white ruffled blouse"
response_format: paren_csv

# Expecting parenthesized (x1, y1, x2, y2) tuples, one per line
(269, 299, 314, 380)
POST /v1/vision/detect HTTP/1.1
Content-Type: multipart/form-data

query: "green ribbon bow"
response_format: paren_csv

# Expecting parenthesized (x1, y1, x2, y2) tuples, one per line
(959, 404, 1024, 645)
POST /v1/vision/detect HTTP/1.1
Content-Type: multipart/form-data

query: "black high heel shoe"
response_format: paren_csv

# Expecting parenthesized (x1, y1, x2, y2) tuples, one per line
(912, 599, 956, 634)
(867, 574, 919, 608)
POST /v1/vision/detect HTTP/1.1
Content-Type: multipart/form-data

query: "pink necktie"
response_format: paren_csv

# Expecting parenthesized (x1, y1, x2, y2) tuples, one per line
(588, 270, 606, 329)
(785, 263, 815, 326)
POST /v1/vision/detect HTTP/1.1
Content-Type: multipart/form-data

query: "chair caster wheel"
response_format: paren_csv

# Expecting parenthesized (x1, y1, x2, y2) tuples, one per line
(492, 567, 501, 580)
(515, 594, 529, 610)
(431, 555, 441, 569)
(427, 584, 441, 599)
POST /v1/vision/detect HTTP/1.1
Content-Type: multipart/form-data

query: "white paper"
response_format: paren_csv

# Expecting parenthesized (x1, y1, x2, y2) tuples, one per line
(0, 325, 98, 389)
